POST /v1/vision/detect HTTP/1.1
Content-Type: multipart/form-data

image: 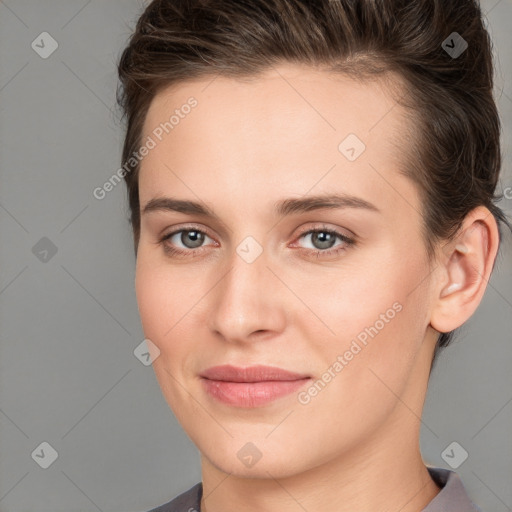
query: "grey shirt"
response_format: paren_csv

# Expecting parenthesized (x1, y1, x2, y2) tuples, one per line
(146, 466, 483, 512)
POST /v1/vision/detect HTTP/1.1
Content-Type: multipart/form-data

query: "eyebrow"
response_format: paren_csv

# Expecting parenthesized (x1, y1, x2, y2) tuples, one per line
(141, 193, 380, 219)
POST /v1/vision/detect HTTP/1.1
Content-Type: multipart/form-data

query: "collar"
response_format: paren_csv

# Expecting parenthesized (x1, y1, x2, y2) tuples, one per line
(422, 466, 482, 511)
(152, 466, 482, 511)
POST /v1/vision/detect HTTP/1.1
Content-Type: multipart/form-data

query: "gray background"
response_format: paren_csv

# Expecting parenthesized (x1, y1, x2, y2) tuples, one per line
(0, 1, 510, 511)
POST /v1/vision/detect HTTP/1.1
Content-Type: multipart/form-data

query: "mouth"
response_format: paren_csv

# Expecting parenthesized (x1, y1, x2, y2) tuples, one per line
(199, 364, 311, 407)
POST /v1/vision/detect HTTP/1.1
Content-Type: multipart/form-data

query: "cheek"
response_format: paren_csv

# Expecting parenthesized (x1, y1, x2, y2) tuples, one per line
(287, 262, 430, 450)
(135, 261, 165, 337)
(135, 254, 183, 345)
(134, 252, 207, 367)
(135, 256, 193, 408)
(298, 245, 430, 385)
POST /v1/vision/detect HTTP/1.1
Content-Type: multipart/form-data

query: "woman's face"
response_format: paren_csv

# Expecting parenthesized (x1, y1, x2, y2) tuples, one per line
(135, 63, 439, 477)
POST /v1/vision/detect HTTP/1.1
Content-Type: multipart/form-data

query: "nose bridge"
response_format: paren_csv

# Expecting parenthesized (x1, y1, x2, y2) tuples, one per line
(209, 238, 283, 340)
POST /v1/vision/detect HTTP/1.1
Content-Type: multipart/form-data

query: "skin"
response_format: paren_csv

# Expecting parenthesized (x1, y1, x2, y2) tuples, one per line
(134, 62, 499, 512)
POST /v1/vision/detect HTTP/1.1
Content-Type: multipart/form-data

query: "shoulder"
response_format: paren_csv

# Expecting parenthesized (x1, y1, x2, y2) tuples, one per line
(423, 466, 483, 512)
(144, 482, 202, 512)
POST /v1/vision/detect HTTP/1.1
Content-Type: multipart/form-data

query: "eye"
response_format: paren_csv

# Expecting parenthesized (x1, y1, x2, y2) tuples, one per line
(158, 223, 355, 259)
(294, 225, 355, 258)
(159, 227, 215, 257)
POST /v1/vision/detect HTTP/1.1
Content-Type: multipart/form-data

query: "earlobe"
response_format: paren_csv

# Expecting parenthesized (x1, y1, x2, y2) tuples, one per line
(429, 207, 499, 334)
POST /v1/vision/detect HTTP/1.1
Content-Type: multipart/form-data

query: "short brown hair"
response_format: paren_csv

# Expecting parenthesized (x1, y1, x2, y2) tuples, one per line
(116, 0, 511, 367)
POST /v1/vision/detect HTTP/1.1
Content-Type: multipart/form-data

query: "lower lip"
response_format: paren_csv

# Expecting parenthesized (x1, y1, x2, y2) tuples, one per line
(201, 378, 311, 407)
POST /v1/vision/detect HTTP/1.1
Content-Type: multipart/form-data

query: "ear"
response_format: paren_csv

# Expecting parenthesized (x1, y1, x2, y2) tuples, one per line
(429, 206, 500, 334)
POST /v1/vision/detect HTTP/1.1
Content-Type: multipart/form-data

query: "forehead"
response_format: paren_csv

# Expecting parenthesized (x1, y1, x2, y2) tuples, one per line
(143, 63, 407, 142)
(138, 63, 418, 222)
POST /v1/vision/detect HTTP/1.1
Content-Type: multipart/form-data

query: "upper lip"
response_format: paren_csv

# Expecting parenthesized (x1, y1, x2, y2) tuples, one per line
(200, 364, 310, 382)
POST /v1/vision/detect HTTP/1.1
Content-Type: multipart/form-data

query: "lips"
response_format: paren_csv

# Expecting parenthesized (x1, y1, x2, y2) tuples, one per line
(199, 364, 311, 407)
(199, 364, 310, 382)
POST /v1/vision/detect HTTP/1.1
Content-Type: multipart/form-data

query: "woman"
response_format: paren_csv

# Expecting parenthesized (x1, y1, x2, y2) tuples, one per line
(116, 0, 511, 511)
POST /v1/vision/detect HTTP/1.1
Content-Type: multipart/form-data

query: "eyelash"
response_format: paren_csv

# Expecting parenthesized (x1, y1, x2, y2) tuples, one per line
(158, 224, 355, 259)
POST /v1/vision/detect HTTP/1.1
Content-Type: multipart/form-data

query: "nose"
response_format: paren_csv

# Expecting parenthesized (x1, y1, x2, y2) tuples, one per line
(207, 245, 287, 344)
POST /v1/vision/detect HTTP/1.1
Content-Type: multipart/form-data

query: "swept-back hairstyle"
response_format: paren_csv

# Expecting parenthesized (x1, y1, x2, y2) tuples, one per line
(116, 0, 511, 370)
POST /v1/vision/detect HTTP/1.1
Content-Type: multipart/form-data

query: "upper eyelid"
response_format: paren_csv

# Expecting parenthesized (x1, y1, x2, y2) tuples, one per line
(164, 224, 215, 241)
(291, 227, 354, 249)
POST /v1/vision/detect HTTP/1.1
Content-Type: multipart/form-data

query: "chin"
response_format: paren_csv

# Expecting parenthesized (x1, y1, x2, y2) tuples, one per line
(197, 434, 316, 479)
